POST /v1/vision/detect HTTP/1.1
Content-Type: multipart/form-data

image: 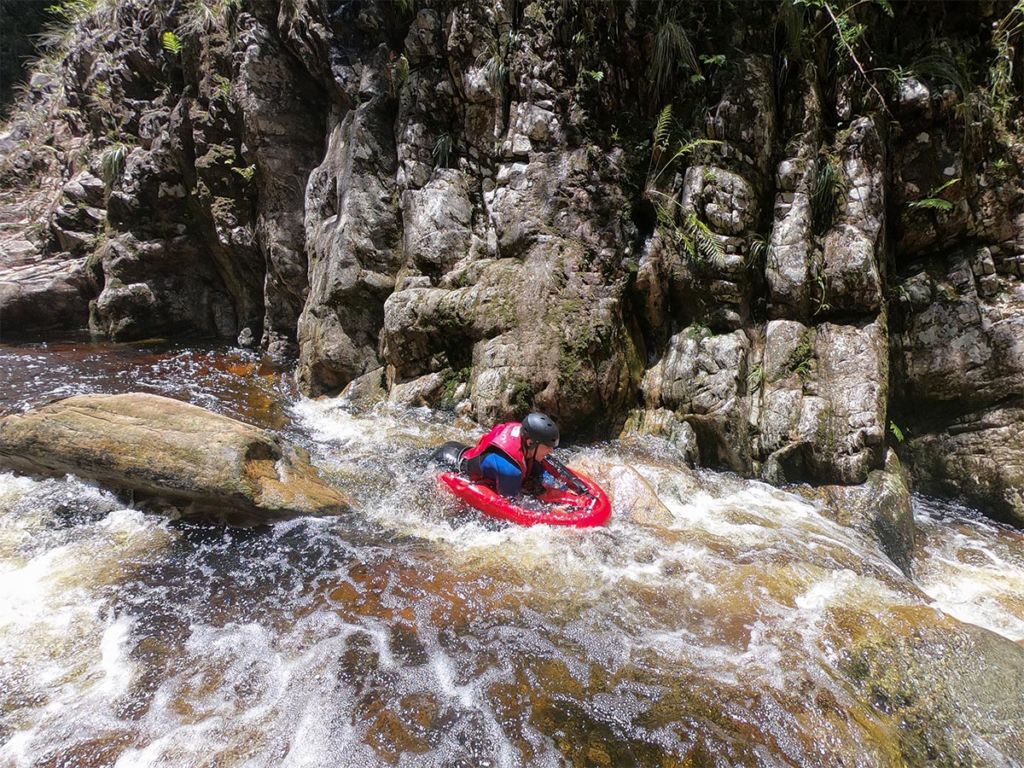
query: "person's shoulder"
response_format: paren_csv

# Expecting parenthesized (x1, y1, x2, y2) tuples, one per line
(482, 452, 520, 476)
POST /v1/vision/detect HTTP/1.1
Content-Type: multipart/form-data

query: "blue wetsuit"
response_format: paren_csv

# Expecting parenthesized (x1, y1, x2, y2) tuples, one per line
(479, 453, 552, 497)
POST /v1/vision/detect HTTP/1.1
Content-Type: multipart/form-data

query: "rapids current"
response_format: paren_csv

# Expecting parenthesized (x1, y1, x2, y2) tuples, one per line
(1, 341, 1023, 767)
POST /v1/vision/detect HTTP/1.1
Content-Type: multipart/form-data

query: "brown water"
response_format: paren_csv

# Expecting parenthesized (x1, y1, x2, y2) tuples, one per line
(1, 341, 1023, 767)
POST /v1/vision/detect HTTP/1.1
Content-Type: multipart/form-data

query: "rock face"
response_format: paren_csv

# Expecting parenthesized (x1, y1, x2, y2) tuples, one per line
(891, 246, 1024, 524)
(3, 0, 1024, 520)
(0, 393, 352, 522)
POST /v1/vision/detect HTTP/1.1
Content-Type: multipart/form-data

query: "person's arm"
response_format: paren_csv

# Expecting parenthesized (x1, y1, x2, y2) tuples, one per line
(479, 453, 524, 497)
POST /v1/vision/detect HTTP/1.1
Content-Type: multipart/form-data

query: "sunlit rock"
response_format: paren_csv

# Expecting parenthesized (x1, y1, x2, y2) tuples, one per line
(0, 393, 353, 523)
(571, 457, 674, 528)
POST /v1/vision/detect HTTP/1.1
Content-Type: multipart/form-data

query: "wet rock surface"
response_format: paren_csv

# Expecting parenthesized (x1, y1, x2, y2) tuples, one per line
(0, 392, 352, 522)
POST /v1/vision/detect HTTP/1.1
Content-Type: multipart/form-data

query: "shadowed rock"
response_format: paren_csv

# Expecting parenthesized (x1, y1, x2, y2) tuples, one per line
(0, 392, 353, 523)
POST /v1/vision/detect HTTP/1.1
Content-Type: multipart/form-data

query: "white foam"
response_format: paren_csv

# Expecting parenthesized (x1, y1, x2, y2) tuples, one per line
(98, 615, 135, 698)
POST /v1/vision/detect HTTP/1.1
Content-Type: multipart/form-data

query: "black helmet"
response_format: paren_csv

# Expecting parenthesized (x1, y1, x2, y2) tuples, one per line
(521, 412, 559, 447)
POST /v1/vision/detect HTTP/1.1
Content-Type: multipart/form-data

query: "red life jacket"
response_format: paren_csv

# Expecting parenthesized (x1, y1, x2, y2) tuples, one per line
(462, 422, 528, 479)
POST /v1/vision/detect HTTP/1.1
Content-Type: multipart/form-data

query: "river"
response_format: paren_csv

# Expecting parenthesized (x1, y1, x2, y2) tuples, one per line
(1, 341, 1022, 767)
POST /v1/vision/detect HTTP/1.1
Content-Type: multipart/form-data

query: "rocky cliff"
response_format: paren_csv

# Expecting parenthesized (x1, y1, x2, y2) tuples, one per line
(2, 0, 1023, 521)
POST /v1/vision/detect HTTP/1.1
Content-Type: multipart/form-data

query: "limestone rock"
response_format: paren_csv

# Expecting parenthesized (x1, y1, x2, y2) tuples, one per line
(0, 393, 352, 523)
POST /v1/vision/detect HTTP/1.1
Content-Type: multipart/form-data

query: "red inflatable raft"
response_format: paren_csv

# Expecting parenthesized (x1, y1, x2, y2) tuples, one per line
(438, 459, 612, 528)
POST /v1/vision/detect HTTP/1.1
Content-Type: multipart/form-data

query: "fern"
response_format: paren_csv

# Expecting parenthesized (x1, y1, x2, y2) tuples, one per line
(907, 198, 954, 212)
(652, 104, 673, 150)
(907, 177, 960, 212)
(162, 30, 183, 55)
(684, 213, 724, 266)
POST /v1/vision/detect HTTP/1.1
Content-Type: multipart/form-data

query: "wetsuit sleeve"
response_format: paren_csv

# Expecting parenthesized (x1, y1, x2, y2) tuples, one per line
(479, 453, 524, 497)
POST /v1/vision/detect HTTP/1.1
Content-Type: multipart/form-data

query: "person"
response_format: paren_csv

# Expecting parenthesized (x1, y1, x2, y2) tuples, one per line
(438, 413, 560, 498)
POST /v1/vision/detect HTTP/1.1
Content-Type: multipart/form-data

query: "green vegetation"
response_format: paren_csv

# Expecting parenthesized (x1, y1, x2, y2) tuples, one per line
(178, 0, 239, 36)
(440, 367, 471, 407)
(810, 153, 846, 234)
(507, 377, 533, 415)
(747, 363, 765, 393)
(432, 133, 452, 169)
(990, 2, 1024, 128)
(889, 420, 906, 443)
(813, 271, 832, 316)
(650, 13, 699, 106)
(162, 30, 183, 55)
(787, 333, 815, 378)
(232, 163, 256, 182)
(643, 105, 724, 266)
(100, 141, 128, 188)
(478, 23, 514, 97)
(38, 0, 100, 48)
(214, 75, 233, 101)
(907, 177, 960, 212)
(389, 53, 409, 96)
(778, 0, 893, 111)
(749, 233, 773, 266)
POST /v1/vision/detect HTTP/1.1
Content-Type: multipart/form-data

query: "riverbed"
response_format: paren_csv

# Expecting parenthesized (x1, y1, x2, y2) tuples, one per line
(2, 341, 1022, 767)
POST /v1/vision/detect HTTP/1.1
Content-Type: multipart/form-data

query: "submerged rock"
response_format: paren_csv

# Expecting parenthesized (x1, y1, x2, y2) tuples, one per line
(0, 393, 352, 523)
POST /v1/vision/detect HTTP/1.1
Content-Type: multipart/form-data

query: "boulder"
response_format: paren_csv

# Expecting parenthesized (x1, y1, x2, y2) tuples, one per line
(571, 457, 674, 528)
(812, 450, 916, 576)
(0, 252, 93, 336)
(840, 606, 1024, 762)
(0, 393, 353, 523)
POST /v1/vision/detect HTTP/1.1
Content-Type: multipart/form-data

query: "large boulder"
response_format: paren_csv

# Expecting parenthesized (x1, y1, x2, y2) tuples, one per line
(0, 393, 352, 523)
(0, 250, 93, 336)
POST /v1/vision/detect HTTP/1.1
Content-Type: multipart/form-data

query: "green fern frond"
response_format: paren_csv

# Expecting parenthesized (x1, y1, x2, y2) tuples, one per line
(653, 104, 673, 150)
(907, 198, 954, 212)
(162, 30, 183, 55)
(930, 177, 961, 196)
(907, 177, 960, 211)
(684, 213, 724, 266)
